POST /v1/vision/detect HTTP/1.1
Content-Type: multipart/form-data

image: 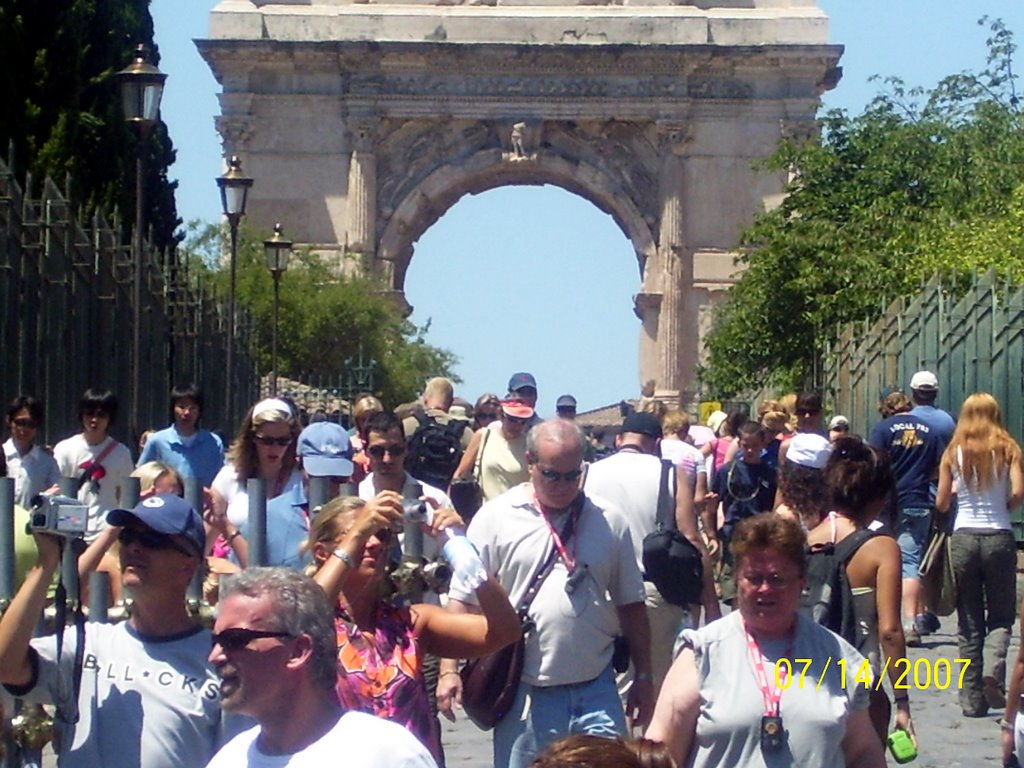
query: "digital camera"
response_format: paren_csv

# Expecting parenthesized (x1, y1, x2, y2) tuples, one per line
(29, 495, 88, 539)
(402, 499, 428, 523)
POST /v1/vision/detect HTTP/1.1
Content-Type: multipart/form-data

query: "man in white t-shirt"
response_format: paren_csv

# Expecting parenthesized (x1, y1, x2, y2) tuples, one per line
(0, 494, 238, 768)
(584, 412, 719, 698)
(206, 567, 436, 768)
(52, 389, 134, 539)
(440, 419, 652, 768)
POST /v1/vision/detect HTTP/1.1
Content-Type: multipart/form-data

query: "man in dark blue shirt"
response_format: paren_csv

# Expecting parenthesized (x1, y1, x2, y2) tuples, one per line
(869, 390, 944, 645)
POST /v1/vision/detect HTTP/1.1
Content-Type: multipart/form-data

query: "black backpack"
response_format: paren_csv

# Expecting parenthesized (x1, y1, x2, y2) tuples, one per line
(801, 529, 875, 645)
(406, 412, 468, 491)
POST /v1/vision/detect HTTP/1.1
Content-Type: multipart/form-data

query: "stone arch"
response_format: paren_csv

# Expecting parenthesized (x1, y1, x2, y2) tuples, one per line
(376, 142, 658, 292)
(199, 2, 843, 403)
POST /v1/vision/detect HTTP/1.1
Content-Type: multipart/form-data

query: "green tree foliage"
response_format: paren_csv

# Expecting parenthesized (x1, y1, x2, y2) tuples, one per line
(701, 18, 1024, 398)
(182, 223, 460, 406)
(0, 0, 179, 246)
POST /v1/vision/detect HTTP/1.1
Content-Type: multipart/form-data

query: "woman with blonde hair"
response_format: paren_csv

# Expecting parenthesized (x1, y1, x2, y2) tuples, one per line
(209, 398, 302, 532)
(936, 392, 1024, 717)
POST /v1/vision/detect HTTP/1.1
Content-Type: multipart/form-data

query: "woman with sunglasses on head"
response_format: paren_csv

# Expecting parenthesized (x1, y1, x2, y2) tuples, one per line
(307, 495, 520, 762)
(647, 513, 884, 768)
(451, 398, 533, 504)
(209, 398, 302, 541)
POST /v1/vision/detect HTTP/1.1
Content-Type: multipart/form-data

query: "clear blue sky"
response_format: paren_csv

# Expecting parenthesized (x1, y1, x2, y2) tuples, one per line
(152, 1, 1024, 412)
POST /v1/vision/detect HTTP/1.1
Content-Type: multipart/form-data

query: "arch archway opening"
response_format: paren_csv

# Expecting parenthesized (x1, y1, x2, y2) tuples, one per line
(403, 185, 642, 414)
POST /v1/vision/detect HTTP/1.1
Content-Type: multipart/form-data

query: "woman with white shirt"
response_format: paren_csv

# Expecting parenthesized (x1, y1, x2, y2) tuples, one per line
(209, 398, 302, 537)
(936, 392, 1024, 718)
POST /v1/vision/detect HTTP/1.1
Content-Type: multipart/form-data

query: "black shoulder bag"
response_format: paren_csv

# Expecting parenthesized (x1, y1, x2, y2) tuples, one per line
(641, 460, 704, 607)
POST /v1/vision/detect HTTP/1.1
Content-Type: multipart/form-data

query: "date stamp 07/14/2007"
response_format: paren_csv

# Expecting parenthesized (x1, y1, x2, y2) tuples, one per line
(773, 657, 972, 692)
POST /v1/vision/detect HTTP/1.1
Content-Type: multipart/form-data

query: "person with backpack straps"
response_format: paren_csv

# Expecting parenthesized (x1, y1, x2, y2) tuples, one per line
(402, 379, 473, 492)
(805, 436, 916, 749)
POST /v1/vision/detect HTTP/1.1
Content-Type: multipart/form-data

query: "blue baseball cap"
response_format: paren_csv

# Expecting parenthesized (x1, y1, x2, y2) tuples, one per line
(297, 422, 354, 477)
(108, 494, 205, 556)
(507, 372, 537, 392)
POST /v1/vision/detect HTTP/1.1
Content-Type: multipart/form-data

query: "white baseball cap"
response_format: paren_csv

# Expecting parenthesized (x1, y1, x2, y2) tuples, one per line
(785, 433, 833, 469)
(909, 370, 939, 391)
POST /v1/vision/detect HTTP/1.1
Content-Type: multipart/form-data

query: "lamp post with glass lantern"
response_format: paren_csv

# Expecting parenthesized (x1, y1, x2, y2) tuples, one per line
(263, 224, 291, 396)
(216, 156, 253, 424)
(117, 44, 166, 445)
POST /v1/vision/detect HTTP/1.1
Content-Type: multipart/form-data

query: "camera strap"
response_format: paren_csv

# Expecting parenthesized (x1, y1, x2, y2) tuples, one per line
(51, 540, 86, 725)
(76, 438, 117, 492)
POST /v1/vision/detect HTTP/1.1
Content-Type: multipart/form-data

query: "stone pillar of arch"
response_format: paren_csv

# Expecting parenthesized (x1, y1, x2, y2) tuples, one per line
(199, 1, 843, 404)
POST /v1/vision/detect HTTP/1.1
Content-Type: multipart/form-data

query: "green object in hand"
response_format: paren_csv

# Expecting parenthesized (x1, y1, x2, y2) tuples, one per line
(887, 730, 917, 764)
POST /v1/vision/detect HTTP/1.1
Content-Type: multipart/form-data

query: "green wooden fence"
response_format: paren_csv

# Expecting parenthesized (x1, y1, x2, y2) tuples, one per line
(826, 270, 1024, 540)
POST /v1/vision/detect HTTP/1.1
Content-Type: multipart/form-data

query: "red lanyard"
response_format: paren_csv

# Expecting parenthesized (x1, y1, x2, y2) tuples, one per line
(534, 493, 579, 573)
(743, 625, 792, 717)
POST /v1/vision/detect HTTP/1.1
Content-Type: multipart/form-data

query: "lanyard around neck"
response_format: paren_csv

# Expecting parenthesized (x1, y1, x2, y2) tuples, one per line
(534, 492, 581, 573)
(743, 624, 792, 717)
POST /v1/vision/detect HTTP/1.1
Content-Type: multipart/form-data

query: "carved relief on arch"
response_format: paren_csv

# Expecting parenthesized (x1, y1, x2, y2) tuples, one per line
(543, 120, 661, 225)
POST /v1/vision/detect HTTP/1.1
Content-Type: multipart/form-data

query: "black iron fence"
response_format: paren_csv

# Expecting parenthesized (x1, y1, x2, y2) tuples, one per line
(0, 153, 257, 448)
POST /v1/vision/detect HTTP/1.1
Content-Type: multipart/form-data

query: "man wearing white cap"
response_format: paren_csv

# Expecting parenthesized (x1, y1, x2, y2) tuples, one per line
(908, 370, 955, 446)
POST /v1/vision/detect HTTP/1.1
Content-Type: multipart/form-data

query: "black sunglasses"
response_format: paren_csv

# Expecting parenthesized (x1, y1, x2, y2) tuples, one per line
(118, 527, 194, 557)
(504, 415, 529, 425)
(12, 418, 37, 428)
(366, 444, 406, 459)
(476, 412, 498, 422)
(83, 409, 109, 419)
(253, 434, 293, 447)
(211, 627, 293, 651)
(538, 467, 584, 483)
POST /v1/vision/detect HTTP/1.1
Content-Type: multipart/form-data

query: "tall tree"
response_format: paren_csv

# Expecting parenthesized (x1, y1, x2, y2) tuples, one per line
(701, 18, 1024, 398)
(0, 0, 179, 246)
(182, 223, 461, 406)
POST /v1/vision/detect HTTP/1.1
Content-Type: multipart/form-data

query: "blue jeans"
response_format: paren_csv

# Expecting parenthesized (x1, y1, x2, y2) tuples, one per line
(896, 507, 933, 579)
(494, 665, 626, 768)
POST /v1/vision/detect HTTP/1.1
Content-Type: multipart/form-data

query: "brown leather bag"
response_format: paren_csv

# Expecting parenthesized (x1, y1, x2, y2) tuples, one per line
(460, 635, 526, 730)
(459, 508, 573, 730)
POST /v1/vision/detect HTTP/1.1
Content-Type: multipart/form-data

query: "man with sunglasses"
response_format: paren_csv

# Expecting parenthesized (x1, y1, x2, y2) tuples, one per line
(52, 389, 134, 541)
(4, 395, 60, 509)
(207, 567, 436, 767)
(0, 493, 240, 768)
(584, 412, 720, 700)
(441, 418, 651, 768)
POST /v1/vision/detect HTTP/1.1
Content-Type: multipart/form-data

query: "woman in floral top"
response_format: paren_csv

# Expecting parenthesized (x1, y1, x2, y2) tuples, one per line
(307, 494, 520, 760)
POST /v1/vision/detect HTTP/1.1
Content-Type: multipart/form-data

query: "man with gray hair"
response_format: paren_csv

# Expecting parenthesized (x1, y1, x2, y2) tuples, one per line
(439, 419, 652, 768)
(207, 567, 436, 766)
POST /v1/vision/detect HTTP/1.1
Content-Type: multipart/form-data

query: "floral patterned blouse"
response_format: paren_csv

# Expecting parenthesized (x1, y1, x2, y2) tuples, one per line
(333, 601, 441, 760)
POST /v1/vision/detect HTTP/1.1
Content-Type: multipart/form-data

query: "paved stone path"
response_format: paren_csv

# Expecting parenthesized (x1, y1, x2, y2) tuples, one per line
(441, 610, 1009, 767)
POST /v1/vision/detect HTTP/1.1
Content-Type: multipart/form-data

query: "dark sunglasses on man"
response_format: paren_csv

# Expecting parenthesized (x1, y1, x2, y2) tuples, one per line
(118, 527, 195, 558)
(366, 444, 406, 460)
(211, 627, 294, 651)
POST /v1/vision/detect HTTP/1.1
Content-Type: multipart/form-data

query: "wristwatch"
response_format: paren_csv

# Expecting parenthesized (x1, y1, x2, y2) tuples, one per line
(332, 547, 357, 568)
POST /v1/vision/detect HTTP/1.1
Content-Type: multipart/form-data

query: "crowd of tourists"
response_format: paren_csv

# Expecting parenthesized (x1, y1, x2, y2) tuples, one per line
(0, 369, 1021, 767)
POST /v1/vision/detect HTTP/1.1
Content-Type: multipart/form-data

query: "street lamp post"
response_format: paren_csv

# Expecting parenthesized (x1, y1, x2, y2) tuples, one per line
(118, 44, 166, 446)
(263, 224, 292, 396)
(216, 156, 253, 425)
